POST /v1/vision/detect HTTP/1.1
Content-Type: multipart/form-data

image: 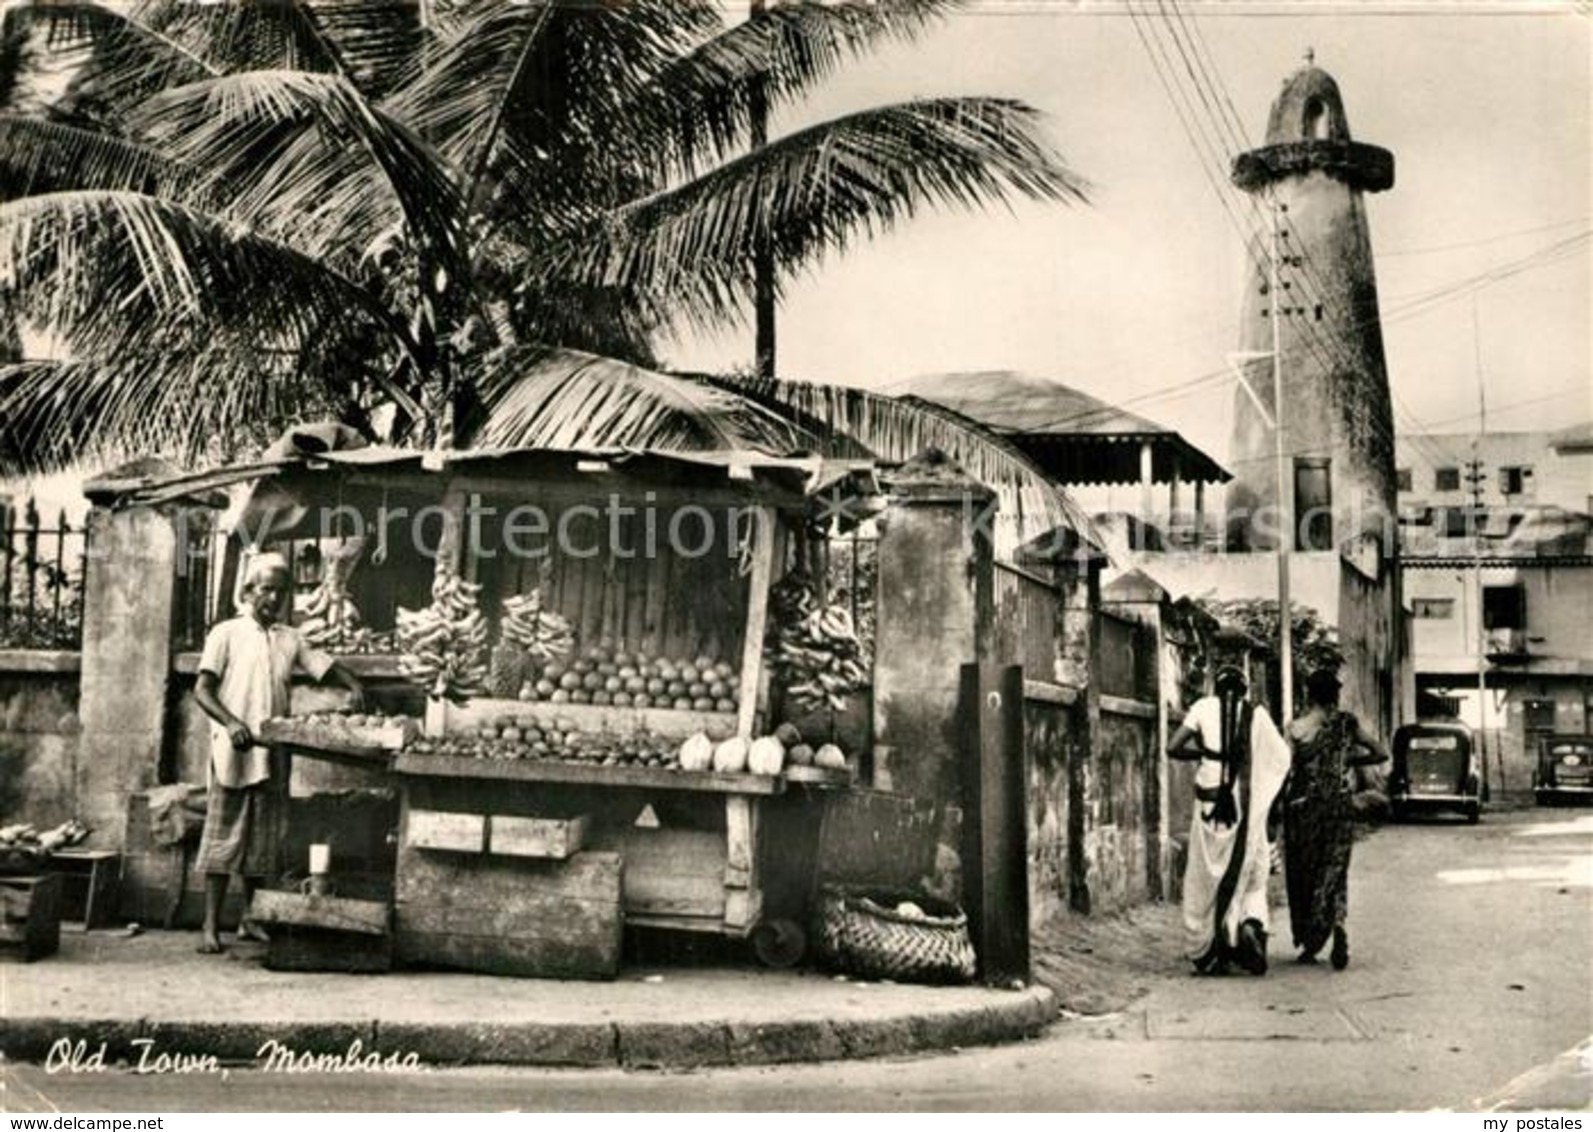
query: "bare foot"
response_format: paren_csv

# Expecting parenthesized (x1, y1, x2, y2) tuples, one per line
(196, 935, 225, 955)
(237, 919, 271, 944)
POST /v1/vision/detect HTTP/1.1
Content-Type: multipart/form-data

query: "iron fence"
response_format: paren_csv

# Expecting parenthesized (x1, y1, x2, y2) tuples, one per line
(0, 497, 88, 650)
(824, 526, 877, 663)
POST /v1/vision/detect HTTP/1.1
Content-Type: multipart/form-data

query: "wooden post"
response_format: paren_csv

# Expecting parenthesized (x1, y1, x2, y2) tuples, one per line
(52, 509, 67, 630)
(735, 506, 777, 741)
(1194, 479, 1207, 547)
(436, 485, 467, 577)
(1070, 560, 1104, 914)
(722, 795, 762, 933)
(1, 497, 13, 636)
(1138, 442, 1154, 546)
(1169, 465, 1184, 541)
(24, 497, 39, 634)
(959, 663, 1030, 985)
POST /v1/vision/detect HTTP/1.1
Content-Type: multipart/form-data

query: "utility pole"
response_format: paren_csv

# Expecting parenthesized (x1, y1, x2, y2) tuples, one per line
(1469, 295, 1494, 793)
(1271, 197, 1294, 718)
(1225, 197, 1294, 717)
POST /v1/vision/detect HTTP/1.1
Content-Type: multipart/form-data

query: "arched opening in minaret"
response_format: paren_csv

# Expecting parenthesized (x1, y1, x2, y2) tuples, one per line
(1303, 97, 1332, 139)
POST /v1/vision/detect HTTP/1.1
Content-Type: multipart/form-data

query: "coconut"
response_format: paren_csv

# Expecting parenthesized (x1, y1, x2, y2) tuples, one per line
(712, 736, 750, 774)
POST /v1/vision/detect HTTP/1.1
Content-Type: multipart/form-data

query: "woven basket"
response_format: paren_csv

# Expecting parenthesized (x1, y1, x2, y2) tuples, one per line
(816, 885, 976, 985)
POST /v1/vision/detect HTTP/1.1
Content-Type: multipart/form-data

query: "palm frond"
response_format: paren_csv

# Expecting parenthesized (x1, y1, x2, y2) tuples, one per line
(2, 2, 218, 125)
(0, 351, 350, 476)
(472, 344, 814, 455)
(705, 373, 1098, 555)
(132, 71, 463, 268)
(0, 7, 41, 113)
(0, 114, 204, 203)
(541, 98, 1088, 333)
(135, 0, 343, 76)
(302, 1, 429, 98)
(630, 0, 957, 179)
(0, 190, 413, 382)
(391, 0, 714, 205)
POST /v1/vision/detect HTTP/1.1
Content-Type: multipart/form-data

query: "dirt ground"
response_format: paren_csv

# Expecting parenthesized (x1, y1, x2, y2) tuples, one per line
(1030, 902, 1190, 1015)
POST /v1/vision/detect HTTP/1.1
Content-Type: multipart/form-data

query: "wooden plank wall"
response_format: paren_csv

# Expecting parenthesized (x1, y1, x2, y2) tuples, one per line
(476, 498, 753, 669)
(394, 845, 624, 980)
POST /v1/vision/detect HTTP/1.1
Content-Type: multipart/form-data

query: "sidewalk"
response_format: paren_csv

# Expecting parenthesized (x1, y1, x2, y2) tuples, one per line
(0, 929, 1055, 1070)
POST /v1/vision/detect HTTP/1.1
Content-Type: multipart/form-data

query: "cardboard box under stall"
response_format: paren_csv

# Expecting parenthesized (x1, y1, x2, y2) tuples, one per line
(0, 873, 62, 962)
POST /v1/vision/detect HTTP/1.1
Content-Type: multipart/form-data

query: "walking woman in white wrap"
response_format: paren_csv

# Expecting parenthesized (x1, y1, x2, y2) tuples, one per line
(1166, 665, 1292, 975)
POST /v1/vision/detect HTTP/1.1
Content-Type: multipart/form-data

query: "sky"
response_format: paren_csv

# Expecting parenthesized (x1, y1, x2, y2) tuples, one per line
(669, 0, 1593, 468)
(8, 0, 1590, 516)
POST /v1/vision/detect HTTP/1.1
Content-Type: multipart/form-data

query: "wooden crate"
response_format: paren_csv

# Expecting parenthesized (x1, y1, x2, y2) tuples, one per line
(490, 814, 588, 860)
(437, 697, 737, 742)
(261, 715, 419, 752)
(588, 827, 727, 927)
(250, 890, 393, 974)
(405, 809, 485, 853)
(394, 848, 622, 980)
(0, 874, 62, 962)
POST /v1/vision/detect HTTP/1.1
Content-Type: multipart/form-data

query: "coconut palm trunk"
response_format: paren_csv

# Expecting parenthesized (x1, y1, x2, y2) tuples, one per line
(750, 0, 777, 380)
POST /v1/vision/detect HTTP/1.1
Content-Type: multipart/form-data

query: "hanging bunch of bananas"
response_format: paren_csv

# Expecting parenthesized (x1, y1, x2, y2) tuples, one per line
(500, 588, 575, 662)
(396, 562, 489, 701)
(295, 538, 368, 649)
(297, 580, 362, 647)
(766, 576, 869, 712)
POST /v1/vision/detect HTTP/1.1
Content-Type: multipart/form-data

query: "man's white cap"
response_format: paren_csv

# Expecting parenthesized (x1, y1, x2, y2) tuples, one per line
(242, 551, 292, 585)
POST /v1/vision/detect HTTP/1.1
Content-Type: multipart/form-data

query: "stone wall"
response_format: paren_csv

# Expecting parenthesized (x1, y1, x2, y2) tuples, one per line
(1083, 707, 1157, 914)
(0, 654, 81, 828)
(1024, 693, 1075, 927)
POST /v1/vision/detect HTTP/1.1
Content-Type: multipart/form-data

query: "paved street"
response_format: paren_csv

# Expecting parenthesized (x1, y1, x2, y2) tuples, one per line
(4, 806, 1588, 1112)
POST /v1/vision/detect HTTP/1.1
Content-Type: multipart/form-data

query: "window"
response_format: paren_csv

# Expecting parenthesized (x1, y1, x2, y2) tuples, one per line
(1396, 468, 1413, 492)
(1524, 699, 1557, 747)
(1499, 466, 1532, 495)
(1303, 97, 1332, 140)
(1482, 585, 1526, 631)
(1294, 457, 1333, 551)
(1411, 598, 1455, 620)
(1434, 467, 1461, 492)
(1440, 507, 1480, 538)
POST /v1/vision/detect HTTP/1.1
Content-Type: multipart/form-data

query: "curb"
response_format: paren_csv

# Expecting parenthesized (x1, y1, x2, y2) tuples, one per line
(1, 987, 1056, 1071)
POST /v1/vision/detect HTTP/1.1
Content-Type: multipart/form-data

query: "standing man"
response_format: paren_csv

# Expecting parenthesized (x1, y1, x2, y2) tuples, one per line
(1166, 665, 1291, 975)
(191, 553, 365, 953)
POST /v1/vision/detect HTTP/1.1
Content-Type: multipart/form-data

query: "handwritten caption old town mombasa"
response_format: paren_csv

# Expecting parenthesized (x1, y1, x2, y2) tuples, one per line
(44, 1036, 425, 1075)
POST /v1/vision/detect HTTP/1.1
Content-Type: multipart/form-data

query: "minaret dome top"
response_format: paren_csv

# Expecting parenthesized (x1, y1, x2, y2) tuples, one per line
(1265, 61, 1354, 145)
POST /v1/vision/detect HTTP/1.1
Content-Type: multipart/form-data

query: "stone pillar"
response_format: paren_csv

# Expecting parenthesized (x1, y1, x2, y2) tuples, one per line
(871, 453, 994, 897)
(77, 506, 182, 848)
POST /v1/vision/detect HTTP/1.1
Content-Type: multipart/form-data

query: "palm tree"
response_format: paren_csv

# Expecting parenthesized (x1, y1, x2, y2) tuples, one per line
(0, 0, 1087, 513)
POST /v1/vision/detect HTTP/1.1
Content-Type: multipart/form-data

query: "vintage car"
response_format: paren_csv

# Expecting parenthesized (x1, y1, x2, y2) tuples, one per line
(1534, 734, 1593, 805)
(1389, 721, 1482, 823)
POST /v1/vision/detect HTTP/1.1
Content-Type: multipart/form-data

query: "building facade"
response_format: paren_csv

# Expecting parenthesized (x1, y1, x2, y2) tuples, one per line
(1398, 424, 1593, 794)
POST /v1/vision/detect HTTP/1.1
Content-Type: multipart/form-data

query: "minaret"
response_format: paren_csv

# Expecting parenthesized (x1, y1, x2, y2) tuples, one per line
(1225, 54, 1397, 561)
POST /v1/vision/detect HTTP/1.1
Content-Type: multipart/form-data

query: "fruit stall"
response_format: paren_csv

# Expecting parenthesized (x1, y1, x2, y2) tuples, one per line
(229, 445, 880, 978)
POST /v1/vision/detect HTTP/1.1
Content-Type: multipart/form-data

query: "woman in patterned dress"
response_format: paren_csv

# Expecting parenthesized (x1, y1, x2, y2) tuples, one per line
(1283, 668, 1390, 970)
